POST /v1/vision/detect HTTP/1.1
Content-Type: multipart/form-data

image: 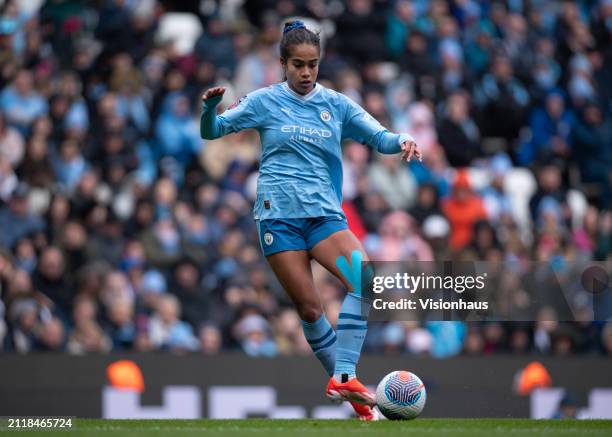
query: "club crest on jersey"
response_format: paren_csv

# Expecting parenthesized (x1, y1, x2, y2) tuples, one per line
(264, 233, 274, 246)
(320, 110, 331, 122)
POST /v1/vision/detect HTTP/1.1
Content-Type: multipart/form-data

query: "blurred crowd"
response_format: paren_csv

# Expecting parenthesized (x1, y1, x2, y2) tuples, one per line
(0, 0, 610, 358)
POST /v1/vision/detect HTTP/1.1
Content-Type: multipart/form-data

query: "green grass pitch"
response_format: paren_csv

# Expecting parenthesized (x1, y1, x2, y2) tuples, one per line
(5, 419, 612, 437)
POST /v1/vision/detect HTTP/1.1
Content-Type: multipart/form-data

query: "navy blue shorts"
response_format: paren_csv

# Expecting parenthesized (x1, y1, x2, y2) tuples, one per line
(256, 216, 348, 256)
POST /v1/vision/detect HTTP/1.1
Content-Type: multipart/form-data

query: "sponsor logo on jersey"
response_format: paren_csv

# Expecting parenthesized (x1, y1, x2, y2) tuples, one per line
(320, 110, 331, 122)
(281, 125, 332, 138)
(264, 233, 274, 245)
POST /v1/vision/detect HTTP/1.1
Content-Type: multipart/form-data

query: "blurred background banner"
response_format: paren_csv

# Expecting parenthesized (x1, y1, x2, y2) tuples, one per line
(0, 354, 610, 419)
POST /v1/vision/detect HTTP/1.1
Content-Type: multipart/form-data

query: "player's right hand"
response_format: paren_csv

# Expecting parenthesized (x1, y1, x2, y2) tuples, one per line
(400, 140, 422, 162)
(202, 87, 226, 102)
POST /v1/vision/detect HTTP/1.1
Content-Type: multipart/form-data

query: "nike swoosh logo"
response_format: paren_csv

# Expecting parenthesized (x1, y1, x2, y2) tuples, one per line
(281, 108, 292, 116)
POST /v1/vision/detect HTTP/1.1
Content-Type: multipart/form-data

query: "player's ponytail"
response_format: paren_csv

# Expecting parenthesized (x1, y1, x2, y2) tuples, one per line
(280, 20, 320, 61)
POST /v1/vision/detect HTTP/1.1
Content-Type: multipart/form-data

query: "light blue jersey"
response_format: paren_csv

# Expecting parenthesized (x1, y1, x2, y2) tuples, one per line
(201, 82, 412, 220)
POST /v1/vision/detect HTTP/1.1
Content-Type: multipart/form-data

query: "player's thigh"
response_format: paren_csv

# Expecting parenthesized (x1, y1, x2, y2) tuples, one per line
(308, 229, 370, 290)
(265, 250, 322, 320)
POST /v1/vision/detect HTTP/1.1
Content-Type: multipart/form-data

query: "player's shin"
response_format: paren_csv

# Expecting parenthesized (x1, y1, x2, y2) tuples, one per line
(333, 292, 371, 381)
(333, 253, 373, 381)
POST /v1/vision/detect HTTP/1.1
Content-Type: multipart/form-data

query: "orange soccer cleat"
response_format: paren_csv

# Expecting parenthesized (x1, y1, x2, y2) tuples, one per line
(349, 401, 381, 421)
(326, 376, 376, 406)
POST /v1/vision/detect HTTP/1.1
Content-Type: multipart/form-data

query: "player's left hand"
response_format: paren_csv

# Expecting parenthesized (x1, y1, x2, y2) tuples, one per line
(400, 140, 422, 162)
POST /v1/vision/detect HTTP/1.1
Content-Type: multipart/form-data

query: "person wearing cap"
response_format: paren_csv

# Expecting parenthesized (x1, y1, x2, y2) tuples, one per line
(233, 313, 277, 357)
(422, 214, 451, 259)
(6, 297, 39, 353)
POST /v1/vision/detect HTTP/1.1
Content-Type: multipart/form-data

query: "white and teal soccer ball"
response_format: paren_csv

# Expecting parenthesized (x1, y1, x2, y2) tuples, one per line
(375, 370, 426, 420)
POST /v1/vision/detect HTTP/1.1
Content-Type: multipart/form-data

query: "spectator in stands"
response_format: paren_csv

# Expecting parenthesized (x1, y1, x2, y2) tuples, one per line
(233, 313, 277, 357)
(437, 90, 481, 167)
(0, 155, 17, 201)
(199, 323, 223, 355)
(474, 55, 530, 144)
(368, 153, 417, 210)
(529, 164, 570, 228)
(16, 135, 54, 188)
(518, 89, 573, 166)
(442, 170, 487, 251)
(365, 211, 433, 261)
(0, 69, 47, 135)
(482, 153, 514, 223)
(67, 319, 112, 354)
(34, 317, 65, 351)
(51, 138, 89, 191)
(0, 183, 44, 249)
(570, 102, 611, 210)
(0, 111, 24, 167)
(138, 269, 167, 314)
(334, 0, 387, 64)
(273, 308, 308, 355)
(142, 218, 183, 269)
(71, 296, 98, 331)
(155, 93, 203, 171)
(106, 296, 136, 350)
(194, 15, 236, 75)
(409, 182, 442, 225)
(148, 294, 199, 351)
(85, 209, 125, 267)
(6, 298, 39, 353)
(13, 237, 37, 273)
(171, 258, 209, 329)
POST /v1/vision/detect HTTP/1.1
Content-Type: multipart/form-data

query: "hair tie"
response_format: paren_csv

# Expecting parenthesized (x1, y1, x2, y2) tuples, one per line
(283, 20, 306, 35)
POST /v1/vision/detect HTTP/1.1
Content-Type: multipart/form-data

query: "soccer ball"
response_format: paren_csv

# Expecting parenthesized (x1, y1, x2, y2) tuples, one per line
(375, 370, 426, 420)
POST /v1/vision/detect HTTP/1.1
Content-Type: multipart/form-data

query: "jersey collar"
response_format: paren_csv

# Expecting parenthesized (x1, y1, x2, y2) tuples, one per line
(282, 81, 321, 102)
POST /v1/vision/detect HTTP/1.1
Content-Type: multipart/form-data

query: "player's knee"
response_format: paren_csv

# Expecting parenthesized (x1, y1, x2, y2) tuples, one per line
(297, 304, 322, 323)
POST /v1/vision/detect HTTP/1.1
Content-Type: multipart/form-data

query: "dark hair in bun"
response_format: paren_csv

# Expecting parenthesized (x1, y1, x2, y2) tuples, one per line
(280, 20, 320, 60)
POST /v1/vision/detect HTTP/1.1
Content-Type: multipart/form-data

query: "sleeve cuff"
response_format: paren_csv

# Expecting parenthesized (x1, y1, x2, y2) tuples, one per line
(397, 133, 415, 146)
(202, 94, 223, 110)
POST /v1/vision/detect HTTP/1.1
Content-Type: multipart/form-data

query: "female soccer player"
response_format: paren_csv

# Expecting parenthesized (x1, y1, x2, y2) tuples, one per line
(201, 21, 421, 420)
